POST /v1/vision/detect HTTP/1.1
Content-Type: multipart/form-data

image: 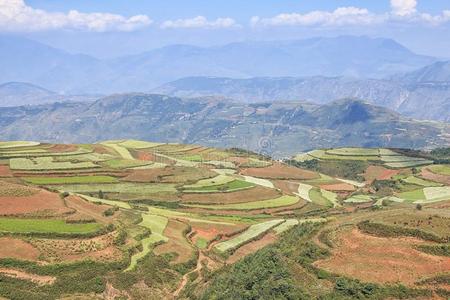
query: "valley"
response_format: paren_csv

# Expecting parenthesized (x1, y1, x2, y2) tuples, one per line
(0, 140, 448, 299)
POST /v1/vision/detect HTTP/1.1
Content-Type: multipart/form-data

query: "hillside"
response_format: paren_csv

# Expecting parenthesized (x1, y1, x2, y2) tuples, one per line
(154, 75, 450, 122)
(0, 35, 436, 93)
(0, 140, 448, 299)
(397, 60, 450, 83)
(0, 82, 97, 107)
(0, 95, 448, 157)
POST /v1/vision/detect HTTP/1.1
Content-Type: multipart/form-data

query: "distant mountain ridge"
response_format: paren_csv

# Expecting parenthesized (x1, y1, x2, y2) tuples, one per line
(0, 94, 448, 157)
(0, 82, 99, 107)
(0, 35, 437, 94)
(154, 74, 450, 122)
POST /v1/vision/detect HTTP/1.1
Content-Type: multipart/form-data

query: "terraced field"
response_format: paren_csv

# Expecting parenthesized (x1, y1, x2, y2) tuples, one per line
(0, 140, 448, 299)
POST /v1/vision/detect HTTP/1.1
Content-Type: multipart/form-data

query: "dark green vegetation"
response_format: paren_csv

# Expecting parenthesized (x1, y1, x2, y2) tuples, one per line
(0, 141, 449, 299)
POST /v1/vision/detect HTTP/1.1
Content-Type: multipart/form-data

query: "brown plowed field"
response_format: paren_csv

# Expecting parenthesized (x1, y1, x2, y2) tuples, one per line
(0, 166, 12, 177)
(241, 163, 318, 180)
(0, 187, 73, 217)
(30, 232, 121, 263)
(421, 168, 450, 185)
(153, 219, 194, 264)
(0, 237, 40, 261)
(181, 185, 281, 204)
(363, 166, 399, 183)
(65, 195, 113, 223)
(320, 183, 355, 192)
(314, 228, 450, 286)
(272, 180, 299, 195)
(47, 144, 78, 153)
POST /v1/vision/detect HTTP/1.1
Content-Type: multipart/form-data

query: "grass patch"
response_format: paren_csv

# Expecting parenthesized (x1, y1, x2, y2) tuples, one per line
(427, 165, 450, 176)
(54, 183, 177, 195)
(402, 176, 442, 187)
(9, 157, 98, 171)
(183, 180, 254, 193)
(397, 189, 425, 202)
(214, 219, 284, 253)
(184, 195, 299, 211)
(0, 218, 102, 235)
(23, 175, 119, 185)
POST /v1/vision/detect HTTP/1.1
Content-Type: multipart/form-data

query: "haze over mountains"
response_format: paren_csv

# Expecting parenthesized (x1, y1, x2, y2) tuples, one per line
(0, 35, 438, 94)
(154, 61, 450, 122)
(0, 94, 448, 157)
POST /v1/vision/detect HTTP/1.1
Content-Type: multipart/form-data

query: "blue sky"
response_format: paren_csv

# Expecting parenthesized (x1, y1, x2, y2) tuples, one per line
(3, 0, 450, 58)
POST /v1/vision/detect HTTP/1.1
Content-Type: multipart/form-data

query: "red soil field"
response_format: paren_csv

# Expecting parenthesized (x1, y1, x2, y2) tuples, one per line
(421, 168, 450, 185)
(47, 144, 78, 153)
(135, 150, 157, 161)
(363, 166, 399, 183)
(31, 232, 122, 263)
(314, 228, 450, 286)
(0, 187, 73, 217)
(241, 163, 318, 180)
(190, 222, 245, 244)
(225, 156, 250, 166)
(320, 183, 355, 192)
(0, 165, 12, 177)
(272, 180, 299, 195)
(0, 237, 40, 261)
(181, 185, 281, 204)
(226, 233, 277, 264)
(153, 219, 194, 264)
(65, 195, 113, 223)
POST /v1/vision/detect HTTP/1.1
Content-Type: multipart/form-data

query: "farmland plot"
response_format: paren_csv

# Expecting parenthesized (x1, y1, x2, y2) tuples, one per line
(55, 183, 177, 195)
(242, 176, 274, 188)
(184, 195, 299, 211)
(214, 219, 284, 253)
(23, 176, 119, 185)
(10, 157, 98, 170)
(126, 214, 169, 271)
(0, 218, 102, 235)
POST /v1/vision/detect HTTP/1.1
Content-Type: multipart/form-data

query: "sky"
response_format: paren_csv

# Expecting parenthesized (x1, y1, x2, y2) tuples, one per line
(1, 0, 449, 58)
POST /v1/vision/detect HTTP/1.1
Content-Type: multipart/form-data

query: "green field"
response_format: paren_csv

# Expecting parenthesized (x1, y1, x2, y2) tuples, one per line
(402, 176, 442, 187)
(184, 195, 299, 211)
(184, 175, 235, 188)
(428, 164, 450, 176)
(384, 160, 433, 168)
(397, 189, 426, 202)
(214, 219, 284, 253)
(100, 142, 134, 159)
(23, 175, 119, 185)
(183, 179, 255, 193)
(242, 176, 274, 188)
(0, 218, 102, 234)
(344, 194, 373, 203)
(55, 183, 177, 194)
(10, 157, 98, 170)
(309, 188, 333, 207)
(117, 140, 162, 149)
(0, 141, 40, 148)
(103, 159, 153, 169)
(326, 147, 380, 156)
(126, 213, 169, 271)
(296, 183, 313, 202)
(273, 219, 299, 234)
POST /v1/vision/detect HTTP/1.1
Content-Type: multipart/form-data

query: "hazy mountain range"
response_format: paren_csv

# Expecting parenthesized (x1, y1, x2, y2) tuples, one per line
(0, 82, 97, 107)
(154, 61, 450, 122)
(0, 35, 437, 94)
(0, 94, 448, 157)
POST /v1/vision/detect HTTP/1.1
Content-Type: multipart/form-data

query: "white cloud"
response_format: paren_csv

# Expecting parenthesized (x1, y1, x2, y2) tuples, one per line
(161, 16, 238, 29)
(251, 1, 450, 28)
(0, 0, 152, 32)
(251, 7, 383, 27)
(390, 0, 417, 16)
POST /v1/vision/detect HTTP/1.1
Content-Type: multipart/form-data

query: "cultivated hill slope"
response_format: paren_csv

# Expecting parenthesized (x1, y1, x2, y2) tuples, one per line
(0, 140, 448, 299)
(0, 94, 448, 157)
